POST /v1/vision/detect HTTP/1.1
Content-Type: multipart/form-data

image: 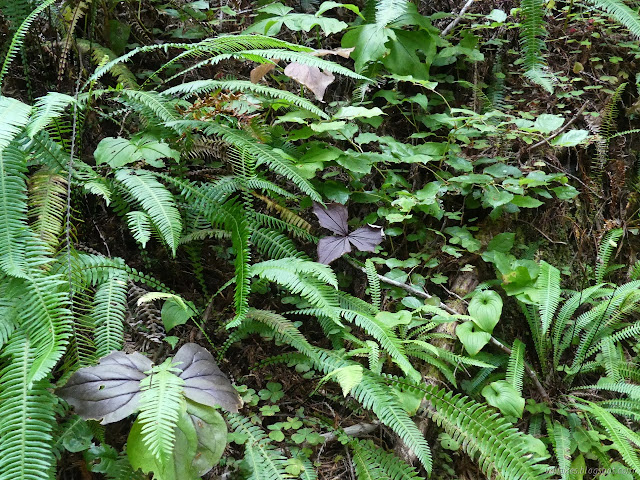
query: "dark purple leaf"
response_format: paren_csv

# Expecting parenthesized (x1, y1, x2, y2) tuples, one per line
(173, 343, 242, 412)
(317, 235, 352, 264)
(347, 225, 384, 252)
(312, 202, 349, 236)
(57, 351, 152, 424)
(313, 202, 384, 264)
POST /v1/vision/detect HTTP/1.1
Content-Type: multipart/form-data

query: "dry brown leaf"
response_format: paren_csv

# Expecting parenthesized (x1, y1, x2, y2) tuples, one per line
(313, 47, 355, 59)
(250, 62, 278, 84)
(284, 62, 335, 101)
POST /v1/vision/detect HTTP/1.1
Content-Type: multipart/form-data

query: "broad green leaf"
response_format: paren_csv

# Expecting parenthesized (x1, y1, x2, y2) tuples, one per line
(482, 381, 525, 418)
(550, 129, 589, 147)
(342, 24, 390, 71)
(375, 310, 413, 327)
(333, 106, 384, 119)
(468, 290, 502, 333)
(382, 30, 434, 79)
(483, 189, 514, 208)
(510, 195, 544, 208)
(456, 321, 491, 356)
(161, 298, 196, 331)
(95, 135, 179, 168)
(533, 114, 564, 134)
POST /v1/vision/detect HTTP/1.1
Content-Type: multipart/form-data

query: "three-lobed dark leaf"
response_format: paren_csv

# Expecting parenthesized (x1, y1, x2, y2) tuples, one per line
(312, 202, 383, 264)
(57, 343, 241, 424)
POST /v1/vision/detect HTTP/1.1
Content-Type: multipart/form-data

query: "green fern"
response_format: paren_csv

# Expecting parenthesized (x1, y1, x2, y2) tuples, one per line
(365, 259, 382, 311)
(114, 169, 183, 256)
(537, 261, 561, 335)
(350, 438, 423, 480)
(423, 385, 552, 480)
(137, 359, 185, 463)
(519, 0, 554, 92)
(0, 0, 57, 87)
(227, 414, 290, 480)
(0, 331, 57, 480)
(505, 339, 525, 395)
(92, 273, 128, 358)
(596, 228, 623, 283)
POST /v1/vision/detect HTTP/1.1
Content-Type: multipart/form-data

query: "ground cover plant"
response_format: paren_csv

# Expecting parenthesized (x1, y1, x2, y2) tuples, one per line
(4, 0, 640, 479)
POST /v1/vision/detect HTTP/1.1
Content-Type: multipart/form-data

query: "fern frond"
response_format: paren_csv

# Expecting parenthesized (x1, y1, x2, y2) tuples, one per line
(162, 79, 327, 118)
(365, 259, 382, 311)
(16, 261, 72, 382)
(126, 211, 153, 247)
(171, 120, 320, 201)
(423, 385, 552, 479)
(551, 422, 571, 480)
(26, 92, 76, 139)
(579, 399, 640, 475)
(227, 414, 290, 480)
(28, 168, 66, 253)
(519, 0, 554, 92)
(92, 272, 128, 357)
(585, 0, 640, 38)
(251, 229, 309, 260)
(0, 144, 29, 277)
(137, 360, 185, 462)
(537, 261, 561, 335)
(505, 339, 525, 395)
(0, 0, 57, 87)
(114, 169, 183, 255)
(596, 228, 623, 283)
(350, 438, 423, 480)
(75, 40, 139, 88)
(0, 331, 57, 480)
(56, 1, 90, 84)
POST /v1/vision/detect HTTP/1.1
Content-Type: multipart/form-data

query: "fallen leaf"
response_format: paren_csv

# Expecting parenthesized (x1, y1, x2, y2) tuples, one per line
(313, 47, 355, 58)
(284, 62, 335, 101)
(250, 62, 278, 84)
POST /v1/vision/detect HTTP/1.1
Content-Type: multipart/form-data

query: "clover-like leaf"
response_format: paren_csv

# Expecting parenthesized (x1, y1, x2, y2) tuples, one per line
(173, 343, 242, 412)
(482, 380, 525, 418)
(57, 351, 153, 424)
(468, 289, 503, 333)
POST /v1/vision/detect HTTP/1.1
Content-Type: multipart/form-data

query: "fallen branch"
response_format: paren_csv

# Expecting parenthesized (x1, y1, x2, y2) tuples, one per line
(528, 104, 587, 151)
(321, 422, 380, 443)
(348, 258, 551, 402)
(441, 0, 475, 37)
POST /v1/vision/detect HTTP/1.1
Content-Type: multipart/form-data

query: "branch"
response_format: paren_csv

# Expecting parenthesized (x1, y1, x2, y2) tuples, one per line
(528, 104, 587, 152)
(348, 258, 551, 402)
(441, 0, 475, 37)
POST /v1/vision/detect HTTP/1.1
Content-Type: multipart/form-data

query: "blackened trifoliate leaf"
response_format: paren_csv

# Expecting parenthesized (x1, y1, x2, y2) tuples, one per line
(172, 343, 242, 412)
(312, 202, 349, 236)
(57, 351, 152, 424)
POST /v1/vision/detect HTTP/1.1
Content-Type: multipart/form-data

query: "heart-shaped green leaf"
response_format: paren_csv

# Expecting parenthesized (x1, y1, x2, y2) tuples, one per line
(456, 321, 491, 356)
(482, 380, 525, 418)
(468, 290, 503, 333)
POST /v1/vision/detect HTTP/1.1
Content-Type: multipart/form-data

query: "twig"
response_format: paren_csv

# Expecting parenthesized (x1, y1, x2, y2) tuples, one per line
(348, 258, 551, 402)
(528, 104, 587, 151)
(441, 0, 475, 37)
(346, 258, 460, 315)
(321, 422, 380, 443)
(489, 337, 550, 402)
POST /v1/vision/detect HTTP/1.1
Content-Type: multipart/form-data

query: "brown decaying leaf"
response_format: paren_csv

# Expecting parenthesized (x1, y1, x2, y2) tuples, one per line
(284, 62, 335, 101)
(313, 47, 355, 58)
(250, 62, 278, 84)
